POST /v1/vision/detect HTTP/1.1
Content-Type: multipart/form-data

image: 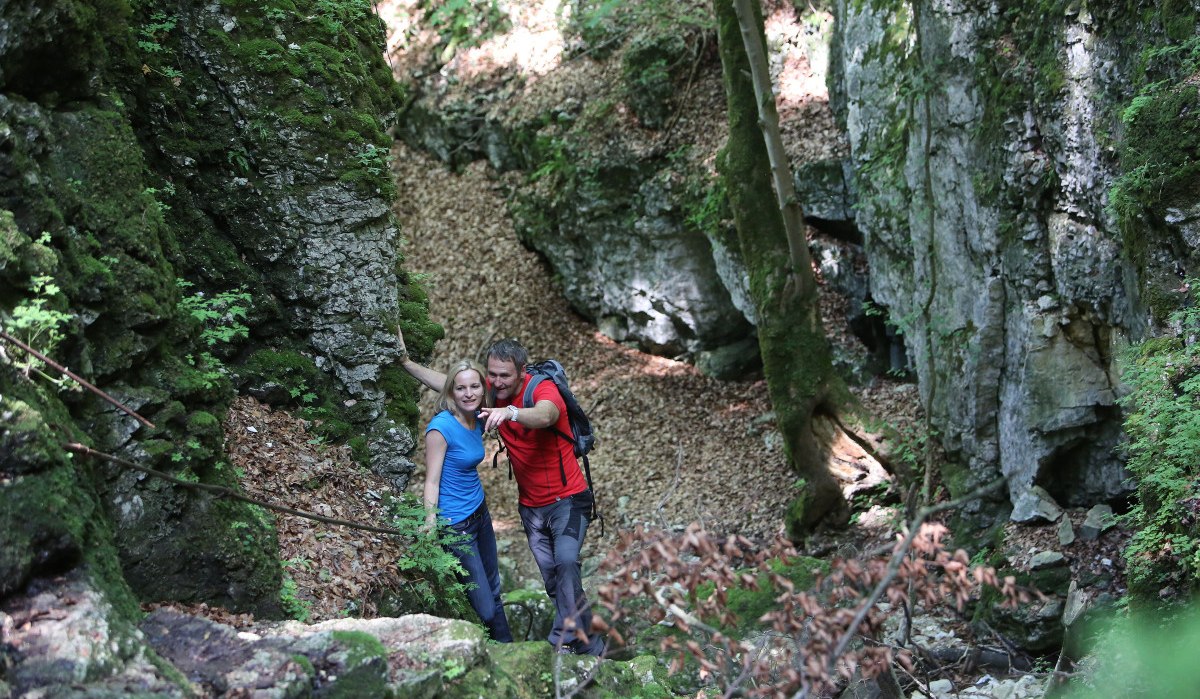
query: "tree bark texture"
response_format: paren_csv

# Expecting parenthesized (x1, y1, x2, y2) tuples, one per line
(713, 0, 848, 533)
(731, 0, 811, 293)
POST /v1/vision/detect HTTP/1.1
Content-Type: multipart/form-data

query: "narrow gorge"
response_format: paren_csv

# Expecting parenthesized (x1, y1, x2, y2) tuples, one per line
(2, 0, 1198, 696)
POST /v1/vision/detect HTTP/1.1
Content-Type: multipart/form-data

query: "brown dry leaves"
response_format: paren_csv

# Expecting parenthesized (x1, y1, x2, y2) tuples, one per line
(226, 396, 406, 621)
(386, 0, 911, 555)
(392, 141, 801, 548)
(597, 522, 1027, 698)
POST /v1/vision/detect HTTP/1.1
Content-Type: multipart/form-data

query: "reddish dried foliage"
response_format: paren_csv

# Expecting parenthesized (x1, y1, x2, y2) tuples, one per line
(595, 522, 1028, 698)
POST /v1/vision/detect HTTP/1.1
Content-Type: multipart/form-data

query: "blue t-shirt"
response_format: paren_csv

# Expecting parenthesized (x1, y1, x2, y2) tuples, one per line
(425, 410, 485, 524)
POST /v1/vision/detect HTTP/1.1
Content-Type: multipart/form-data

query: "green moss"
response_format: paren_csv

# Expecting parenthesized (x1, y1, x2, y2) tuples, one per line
(0, 388, 143, 624)
(589, 654, 673, 698)
(453, 641, 553, 698)
(380, 365, 421, 428)
(0, 211, 59, 287)
(620, 32, 688, 129)
(395, 274, 445, 364)
(692, 555, 829, 636)
(348, 436, 369, 464)
(185, 410, 221, 436)
(290, 653, 316, 676)
(162, 357, 233, 405)
(783, 490, 811, 541)
(241, 348, 324, 396)
(330, 629, 388, 664)
(237, 347, 375, 453)
(318, 630, 390, 698)
(207, 497, 282, 612)
(1104, 20, 1200, 319)
(1111, 85, 1200, 248)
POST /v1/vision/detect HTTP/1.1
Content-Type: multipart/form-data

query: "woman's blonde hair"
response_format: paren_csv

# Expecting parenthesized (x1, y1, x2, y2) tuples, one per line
(435, 360, 490, 416)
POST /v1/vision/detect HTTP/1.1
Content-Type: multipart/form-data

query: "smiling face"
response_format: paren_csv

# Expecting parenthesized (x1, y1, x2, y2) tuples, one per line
(451, 368, 484, 415)
(487, 357, 523, 403)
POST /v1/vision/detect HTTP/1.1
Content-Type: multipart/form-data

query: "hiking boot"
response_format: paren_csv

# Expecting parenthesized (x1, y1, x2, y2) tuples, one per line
(580, 634, 606, 657)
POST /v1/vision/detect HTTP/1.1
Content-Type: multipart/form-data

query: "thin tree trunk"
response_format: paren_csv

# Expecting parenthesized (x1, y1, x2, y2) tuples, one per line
(731, 0, 811, 298)
(713, 0, 848, 533)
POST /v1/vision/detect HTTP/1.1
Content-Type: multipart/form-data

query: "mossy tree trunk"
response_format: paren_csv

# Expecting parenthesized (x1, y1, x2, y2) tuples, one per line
(713, 0, 848, 534)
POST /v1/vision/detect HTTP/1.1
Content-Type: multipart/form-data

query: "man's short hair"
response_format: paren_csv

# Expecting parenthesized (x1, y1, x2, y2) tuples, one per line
(487, 338, 529, 369)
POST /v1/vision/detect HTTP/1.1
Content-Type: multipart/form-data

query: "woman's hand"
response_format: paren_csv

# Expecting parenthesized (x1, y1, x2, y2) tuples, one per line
(396, 326, 408, 358)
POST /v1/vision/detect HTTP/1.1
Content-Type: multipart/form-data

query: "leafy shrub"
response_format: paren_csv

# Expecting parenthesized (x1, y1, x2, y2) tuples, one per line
(1119, 280, 1200, 599)
(176, 279, 250, 348)
(1059, 605, 1200, 698)
(596, 521, 1025, 696)
(4, 273, 73, 382)
(417, 0, 510, 56)
(386, 493, 472, 620)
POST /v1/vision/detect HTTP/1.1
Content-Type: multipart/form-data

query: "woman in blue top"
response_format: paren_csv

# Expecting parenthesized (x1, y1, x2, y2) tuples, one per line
(418, 358, 513, 643)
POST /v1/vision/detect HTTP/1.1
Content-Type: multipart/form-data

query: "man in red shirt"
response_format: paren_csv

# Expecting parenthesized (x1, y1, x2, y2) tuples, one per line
(398, 333, 604, 656)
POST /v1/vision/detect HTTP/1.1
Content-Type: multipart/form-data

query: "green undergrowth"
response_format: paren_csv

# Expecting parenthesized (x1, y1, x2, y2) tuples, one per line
(1109, 29, 1200, 321)
(1118, 280, 1200, 601)
(1058, 605, 1200, 698)
(376, 493, 473, 620)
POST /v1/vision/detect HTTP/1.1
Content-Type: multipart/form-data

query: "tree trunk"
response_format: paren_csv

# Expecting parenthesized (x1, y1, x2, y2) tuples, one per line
(712, 0, 848, 534)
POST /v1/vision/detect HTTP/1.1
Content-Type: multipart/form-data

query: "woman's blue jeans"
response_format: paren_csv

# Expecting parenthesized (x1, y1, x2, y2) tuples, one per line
(447, 501, 513, 642)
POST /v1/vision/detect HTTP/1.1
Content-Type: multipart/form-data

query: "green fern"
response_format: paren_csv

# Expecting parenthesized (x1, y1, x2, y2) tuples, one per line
(1119, 280, 1200, 598)
(387, 493, 473, 617)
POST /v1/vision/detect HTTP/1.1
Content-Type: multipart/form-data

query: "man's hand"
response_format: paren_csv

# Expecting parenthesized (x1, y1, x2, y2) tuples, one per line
(480, 407, 509, 432)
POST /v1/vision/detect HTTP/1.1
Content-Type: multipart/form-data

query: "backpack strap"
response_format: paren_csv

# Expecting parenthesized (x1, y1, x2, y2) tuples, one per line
(522, 374, 567, 486)
(580, 453, 603, 537)
(491, 434, 514, 480)
(520, 374, 544, 409)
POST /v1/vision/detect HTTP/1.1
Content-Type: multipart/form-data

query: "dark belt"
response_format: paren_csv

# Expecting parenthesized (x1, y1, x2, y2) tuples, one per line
(454, 500, 488, 528)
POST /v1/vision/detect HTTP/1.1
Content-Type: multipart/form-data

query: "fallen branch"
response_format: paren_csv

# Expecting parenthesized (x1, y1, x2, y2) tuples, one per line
(654, 444, 685, 529)
(0, 329, 155, 429)
(65, 442, 403, 536)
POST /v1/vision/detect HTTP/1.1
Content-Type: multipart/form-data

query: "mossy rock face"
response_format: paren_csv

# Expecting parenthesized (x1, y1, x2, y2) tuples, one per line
(127, 0, 439, 489)
(0, 55, 286, 611)
(452, 642, 557, 698)
(589, 654, 674, 699)
(1, 0, 449, 653)
(0, 407, 90, 596)
(704, 555, 829, 637)
(4, 570, 187, 698)
(1109, 48, 1200, 322)
(828, 0, 1180, 526)
(621, 31, 689, 129)
(0, 383, 143, 624)
(300, 630, 391, 699)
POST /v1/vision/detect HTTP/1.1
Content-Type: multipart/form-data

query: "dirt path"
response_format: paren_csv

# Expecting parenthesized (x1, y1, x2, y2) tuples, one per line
(390, 145, 798, 561)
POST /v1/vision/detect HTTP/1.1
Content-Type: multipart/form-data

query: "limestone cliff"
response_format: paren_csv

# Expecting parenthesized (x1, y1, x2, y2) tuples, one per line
(829, 0, 1199, 520)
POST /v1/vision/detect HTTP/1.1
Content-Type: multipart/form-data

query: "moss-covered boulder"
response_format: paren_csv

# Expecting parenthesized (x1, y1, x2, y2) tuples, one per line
(3, 571, 187, 697)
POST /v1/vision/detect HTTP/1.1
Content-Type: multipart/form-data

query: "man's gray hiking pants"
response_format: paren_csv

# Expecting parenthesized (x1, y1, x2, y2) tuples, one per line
(518, 489, 603, 655)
